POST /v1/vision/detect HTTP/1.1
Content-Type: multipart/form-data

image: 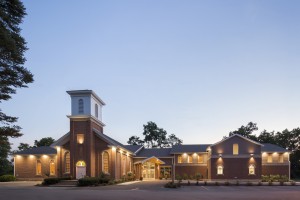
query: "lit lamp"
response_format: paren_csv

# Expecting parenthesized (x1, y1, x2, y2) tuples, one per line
(250, 153, 254, 157)
(219, 154, 222, 158)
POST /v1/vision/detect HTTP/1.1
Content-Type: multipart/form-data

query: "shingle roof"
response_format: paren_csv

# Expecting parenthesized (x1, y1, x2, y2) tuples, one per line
(262, 143, 289, 152)
(135, 148, 172, 157)
(14, 146, 57, 155)
(123, 145, 143, 153)
(170, 144, 211, 154)
(93, 128, 134, 154)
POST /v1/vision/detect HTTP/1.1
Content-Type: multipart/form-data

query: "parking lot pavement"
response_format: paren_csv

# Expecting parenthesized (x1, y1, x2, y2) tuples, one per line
(1, 181, 300, 200)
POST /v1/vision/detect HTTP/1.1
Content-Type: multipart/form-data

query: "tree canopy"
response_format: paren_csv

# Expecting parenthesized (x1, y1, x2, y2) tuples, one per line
(127, 121, 183, 148)
(34, 137, 55, 147)
(0, 0, 33, 176)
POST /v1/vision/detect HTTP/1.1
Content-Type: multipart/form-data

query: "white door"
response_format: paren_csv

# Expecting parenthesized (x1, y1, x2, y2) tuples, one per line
(76, 166, 86, 179)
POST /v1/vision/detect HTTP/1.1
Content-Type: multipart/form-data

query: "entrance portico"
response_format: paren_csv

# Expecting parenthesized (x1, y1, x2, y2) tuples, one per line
(134, 156, 165, 180)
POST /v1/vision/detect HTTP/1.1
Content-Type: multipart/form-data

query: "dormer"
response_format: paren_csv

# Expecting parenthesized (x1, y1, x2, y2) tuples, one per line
(67, 90, 105, 122)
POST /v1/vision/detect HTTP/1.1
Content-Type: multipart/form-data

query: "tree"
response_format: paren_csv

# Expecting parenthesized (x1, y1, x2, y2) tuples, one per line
(127, 121, 183, 148)
(257, 130, 276, 144)
(17, 142, 31, 151)
(0, 0, 33, 175)
(228, 122, 258, 141)
(34, 137, 55, 147)
(127, 136, 144, 145)
(167, 134, 183, 146)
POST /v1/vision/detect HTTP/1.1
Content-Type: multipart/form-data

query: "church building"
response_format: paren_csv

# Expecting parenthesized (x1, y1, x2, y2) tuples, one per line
(14, 90, 290, 181)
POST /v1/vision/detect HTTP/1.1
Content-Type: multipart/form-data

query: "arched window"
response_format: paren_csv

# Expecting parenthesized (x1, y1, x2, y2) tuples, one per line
(217, 165, 223, 175)
(95, 104, 98, 118)
(102, 151, 109, 173)
(36, 160, 42, 175)
(78, 99, 84, 114)
(50, 160, 55, 175)
(249, 164, 255, 175)
(65, 152, 70, 173)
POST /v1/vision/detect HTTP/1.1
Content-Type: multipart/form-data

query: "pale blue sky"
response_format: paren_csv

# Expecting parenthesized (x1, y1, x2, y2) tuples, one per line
(3, 0, 300, 150)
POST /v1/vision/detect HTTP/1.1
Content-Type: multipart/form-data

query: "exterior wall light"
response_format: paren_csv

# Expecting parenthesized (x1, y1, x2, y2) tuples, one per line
(112, 146, 116, 151)
(250, 154, 254, 157)
(219, 154, 222, 158)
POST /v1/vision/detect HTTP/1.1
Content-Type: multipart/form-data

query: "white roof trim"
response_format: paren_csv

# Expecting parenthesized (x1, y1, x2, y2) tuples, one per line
(210, 134, 263, 147)
(134, 156, 166, 165)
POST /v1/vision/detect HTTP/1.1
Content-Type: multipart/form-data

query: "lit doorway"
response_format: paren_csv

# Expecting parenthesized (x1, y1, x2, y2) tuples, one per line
(76, 160, 86, 179)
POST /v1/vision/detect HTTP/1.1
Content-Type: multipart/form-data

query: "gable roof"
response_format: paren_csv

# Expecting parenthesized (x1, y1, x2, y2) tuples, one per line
(135, 148, 172, 157)
(123, 145, 144, 154)
(134, 156, 166, 165)
(93, 128, 134, 154)
(14, 146, 57, 155)
(262, 143, 289, 153)
(210, 134, 263, 147)
(170, 144, 211, 154)
(51, 132, 70, 147)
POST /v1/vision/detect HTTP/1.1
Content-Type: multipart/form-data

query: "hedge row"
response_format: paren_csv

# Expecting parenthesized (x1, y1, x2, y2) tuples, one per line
(261, 175, 289, 182)
(42, 177, 72, 185)
(0, 175, 16, 182)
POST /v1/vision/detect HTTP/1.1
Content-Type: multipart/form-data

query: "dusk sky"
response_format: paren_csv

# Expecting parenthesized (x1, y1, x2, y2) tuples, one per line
(3, 0, 300, 150)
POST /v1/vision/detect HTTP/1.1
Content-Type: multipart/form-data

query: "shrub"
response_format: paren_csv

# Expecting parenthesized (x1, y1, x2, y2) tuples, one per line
(42, 178, 61, 185)
(270, 174, 280, 182)
(175, 175, 182, 181)
(224, 181, 230, 186)
(235, 180, 239, 186)
(279, 175, 289, 182)
(246, 181, 252, 186)
(164, 181, 181, 188)
(0, 175, 16, 182)
(183, 173, 188, 180)
(204, 181, 207, 186)
(215, 181, 219, 186)
(195, 173, 202, 181)
(78, 177, 99, 186)
(140, 177, 143, 181)
(261, 175, 269, 182)
(187, 180, 190, 185)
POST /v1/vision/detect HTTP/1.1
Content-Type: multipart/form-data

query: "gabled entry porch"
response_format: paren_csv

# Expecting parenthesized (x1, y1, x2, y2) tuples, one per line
(134, 156, 165, 180)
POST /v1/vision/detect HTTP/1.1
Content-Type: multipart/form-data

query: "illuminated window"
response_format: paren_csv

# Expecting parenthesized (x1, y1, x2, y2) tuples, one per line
(188, 155, 192, 163)
(36, 160, 42, 175)
(78, 99, 84, 114)
(102, 151, 109, 173)
(77, 134, 84, 144)
(267, 154, 272, 163)
(249, 165, 255, 175)
(198, 155, 203, 163)
(50, 160, 55, 175)
(95, 104, 98, 118)
(217, 165, 223, 175)
(233, 144, 239, 155)
(279, 154, 283, 163)
(178, 155, 182, 163)
(65, 152, 70, 173)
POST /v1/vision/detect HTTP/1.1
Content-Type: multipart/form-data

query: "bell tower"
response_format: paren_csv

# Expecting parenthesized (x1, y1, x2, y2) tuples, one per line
(67, 90, 105, 178)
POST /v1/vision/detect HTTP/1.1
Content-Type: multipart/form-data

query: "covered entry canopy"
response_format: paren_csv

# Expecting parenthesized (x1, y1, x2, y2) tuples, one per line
(134, 156, 165, 165)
